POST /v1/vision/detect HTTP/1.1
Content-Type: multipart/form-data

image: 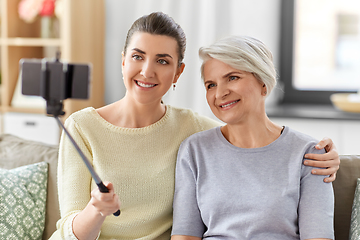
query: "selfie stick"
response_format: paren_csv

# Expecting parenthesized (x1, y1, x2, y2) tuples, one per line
(55, 117, 121, 217)
(37, 54, 120, 216)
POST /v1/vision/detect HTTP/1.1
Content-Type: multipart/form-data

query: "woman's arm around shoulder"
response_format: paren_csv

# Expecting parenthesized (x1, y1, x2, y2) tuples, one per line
(298, 143, 334, 240)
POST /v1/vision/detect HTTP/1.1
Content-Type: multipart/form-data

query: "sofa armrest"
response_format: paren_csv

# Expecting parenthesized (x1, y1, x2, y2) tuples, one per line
(333, 155, 360, 240)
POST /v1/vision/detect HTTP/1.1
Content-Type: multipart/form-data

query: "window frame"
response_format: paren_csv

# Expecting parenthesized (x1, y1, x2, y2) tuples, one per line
(279, 0, 357, 105)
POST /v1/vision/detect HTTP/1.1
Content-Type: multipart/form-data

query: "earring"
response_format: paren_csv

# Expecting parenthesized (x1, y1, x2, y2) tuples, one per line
(263, 84, 267, 95)
(173, 84, 176, 91)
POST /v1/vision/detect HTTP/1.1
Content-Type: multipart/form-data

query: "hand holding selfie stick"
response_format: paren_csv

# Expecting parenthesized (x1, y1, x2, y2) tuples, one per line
(20, 54, 120, 216)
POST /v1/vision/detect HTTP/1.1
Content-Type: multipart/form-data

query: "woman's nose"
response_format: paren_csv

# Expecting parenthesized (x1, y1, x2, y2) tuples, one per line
(140, 61, 155, 78)
(216, 84, 230, 99)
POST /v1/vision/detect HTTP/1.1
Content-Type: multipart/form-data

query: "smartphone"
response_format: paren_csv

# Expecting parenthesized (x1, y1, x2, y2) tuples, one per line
(20, 58, 91, 101)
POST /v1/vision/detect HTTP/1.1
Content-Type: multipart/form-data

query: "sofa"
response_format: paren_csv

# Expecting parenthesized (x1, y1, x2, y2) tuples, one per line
(0, 134, 60, 240)
(0, 133, 359, 239)
(333, 155, 360, 240)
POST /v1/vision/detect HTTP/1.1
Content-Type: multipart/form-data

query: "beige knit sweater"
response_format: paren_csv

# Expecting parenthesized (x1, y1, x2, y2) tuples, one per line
(50, 105, 220, 240)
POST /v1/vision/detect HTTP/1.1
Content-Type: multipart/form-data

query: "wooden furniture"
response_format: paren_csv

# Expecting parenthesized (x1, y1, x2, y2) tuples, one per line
(0, 0, 105, 132)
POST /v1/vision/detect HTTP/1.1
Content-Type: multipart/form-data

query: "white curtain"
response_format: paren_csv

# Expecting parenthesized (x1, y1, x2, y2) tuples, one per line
(105, 0, 281, 119)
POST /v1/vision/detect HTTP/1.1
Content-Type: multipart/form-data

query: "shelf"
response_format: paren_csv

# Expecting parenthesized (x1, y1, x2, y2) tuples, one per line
(0, 0, 105, 123)
(1, 106, 45, 114)
(267, 103, 360, 121)
(0, 38, 62, 47)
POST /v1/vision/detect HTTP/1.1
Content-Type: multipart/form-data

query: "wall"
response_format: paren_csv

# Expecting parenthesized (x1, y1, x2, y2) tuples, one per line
(272, 118, 360, 155)
(104, 0, 281, 119)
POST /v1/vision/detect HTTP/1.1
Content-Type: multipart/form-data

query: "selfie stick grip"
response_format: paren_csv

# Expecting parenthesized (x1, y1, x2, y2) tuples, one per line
(55, 117, 121, 217)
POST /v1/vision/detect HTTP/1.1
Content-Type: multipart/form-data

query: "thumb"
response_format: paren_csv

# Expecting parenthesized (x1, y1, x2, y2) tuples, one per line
(102, 181, 114, 193)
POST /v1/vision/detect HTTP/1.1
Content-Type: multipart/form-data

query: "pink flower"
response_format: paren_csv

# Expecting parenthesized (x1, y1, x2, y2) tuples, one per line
(40, 0, 55, 17)
(18, 0, 56, 23)
(18, 0, 44, 23)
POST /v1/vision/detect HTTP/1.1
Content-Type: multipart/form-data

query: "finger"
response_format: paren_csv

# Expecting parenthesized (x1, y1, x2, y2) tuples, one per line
(100, 194, 120, 216)
(305, 152, 335, 161)
(103, 181, 114, 192)
(305, 153, 327, 161)
(315, 137, 332, 150)
(103, 181, 112, 188)
(91, 186, 99, 196)
(91, 195, 119, 216)
(91, 187, 104, 201)
(311, 167, 338, 176)
(113, 194, 121, 210)
(91, 189, 114, 202)
(304, 159, 336, 168)
(323, 172, 336, 183)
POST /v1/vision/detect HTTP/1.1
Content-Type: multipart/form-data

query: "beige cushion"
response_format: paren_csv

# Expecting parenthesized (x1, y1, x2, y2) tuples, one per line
(333, 155, 360, 240)
(0, 134, 59, 240)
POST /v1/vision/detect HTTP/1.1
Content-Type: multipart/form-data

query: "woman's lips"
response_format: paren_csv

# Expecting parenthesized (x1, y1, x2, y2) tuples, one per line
(220, 100, 240, 108)
(135, 80, 157, 88)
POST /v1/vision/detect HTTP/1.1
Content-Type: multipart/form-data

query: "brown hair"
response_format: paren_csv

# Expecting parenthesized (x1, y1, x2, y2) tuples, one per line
(123, 12, 186, 67)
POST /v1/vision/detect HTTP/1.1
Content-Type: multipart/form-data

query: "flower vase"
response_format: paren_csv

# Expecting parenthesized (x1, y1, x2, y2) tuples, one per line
(41, 16, 54, 38)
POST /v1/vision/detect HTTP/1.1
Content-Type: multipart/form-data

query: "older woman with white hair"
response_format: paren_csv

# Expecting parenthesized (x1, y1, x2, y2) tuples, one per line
(171, 36, 334, 240)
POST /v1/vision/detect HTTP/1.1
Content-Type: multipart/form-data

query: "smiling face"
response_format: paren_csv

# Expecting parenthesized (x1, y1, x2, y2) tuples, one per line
(122, 32, 184, 105)
(203, 58, 266, 125)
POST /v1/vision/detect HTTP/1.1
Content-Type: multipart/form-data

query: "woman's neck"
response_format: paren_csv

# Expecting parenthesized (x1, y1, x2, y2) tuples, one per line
(221, 116, 283, 149)
(97, 97, 166, 128)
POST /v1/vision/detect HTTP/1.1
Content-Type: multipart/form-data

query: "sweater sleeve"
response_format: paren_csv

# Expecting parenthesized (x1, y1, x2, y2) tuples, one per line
(53, 116, 98, 240)
(171, 141, 206, 237)
(298, 144, 334, 240)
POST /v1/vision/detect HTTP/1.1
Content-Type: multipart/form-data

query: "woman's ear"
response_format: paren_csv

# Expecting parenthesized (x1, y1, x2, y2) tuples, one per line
(173, 63, 185, 84)
(122, 51, 125, 67)
(121, 52, 126, 81)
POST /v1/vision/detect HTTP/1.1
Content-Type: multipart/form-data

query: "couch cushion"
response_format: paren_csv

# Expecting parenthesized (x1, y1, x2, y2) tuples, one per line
(0, 162, 48, 239)
(333, 155, 360, 240)
(0, 134, 59, 239)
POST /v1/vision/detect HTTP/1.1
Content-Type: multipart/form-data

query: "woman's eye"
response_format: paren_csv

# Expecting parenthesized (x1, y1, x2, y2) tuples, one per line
(229, 76, 239, 81)
(158, 59, 168, 65)
(206, 83, 216, 89)
(132, 54, 142, 60)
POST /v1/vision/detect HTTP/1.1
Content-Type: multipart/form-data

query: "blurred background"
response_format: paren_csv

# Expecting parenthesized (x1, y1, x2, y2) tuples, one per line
(0, 0, 359, 154)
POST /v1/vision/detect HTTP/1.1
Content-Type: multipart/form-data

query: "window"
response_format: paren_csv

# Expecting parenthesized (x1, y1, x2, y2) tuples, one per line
(280, 0, 360, 104)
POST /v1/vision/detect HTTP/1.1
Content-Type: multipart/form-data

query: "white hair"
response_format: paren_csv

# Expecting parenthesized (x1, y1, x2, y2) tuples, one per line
(199, 35, 277, 96)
